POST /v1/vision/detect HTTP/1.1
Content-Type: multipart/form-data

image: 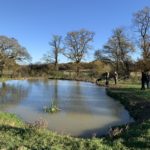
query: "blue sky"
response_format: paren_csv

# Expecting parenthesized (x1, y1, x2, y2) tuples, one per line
(0, 0, 149, 63)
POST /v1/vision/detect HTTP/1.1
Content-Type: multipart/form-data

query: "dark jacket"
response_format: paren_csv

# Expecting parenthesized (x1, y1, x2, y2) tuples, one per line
(141, 72, 147, 82)
(146, 73, 150, 82)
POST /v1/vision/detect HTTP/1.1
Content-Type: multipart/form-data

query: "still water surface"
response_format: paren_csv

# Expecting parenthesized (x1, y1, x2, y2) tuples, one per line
(0, 80, 133, 137)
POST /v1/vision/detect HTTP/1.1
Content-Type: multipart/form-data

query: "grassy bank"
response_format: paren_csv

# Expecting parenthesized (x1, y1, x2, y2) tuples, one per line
(0, 112, 112, 150)
(0, 114, 150, 149)
(106, 85, 150, 121)
(0, 81, 150, 149)
(105, 84, 150, 149)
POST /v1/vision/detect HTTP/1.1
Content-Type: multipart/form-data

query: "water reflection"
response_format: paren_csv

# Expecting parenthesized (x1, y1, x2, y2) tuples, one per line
(0, 82, 29, 107)
(0, 80, 133, 137)
(62, 81, 92, 114)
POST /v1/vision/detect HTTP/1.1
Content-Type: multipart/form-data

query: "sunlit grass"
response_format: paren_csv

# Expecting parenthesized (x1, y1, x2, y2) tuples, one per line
(0, 111, 24, 127)
(0, 77, 10, 82)
(0, 111, 149, 149)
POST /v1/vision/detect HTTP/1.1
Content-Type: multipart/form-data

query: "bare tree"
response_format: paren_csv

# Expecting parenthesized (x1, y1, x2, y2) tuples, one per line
(42, 51, 52, 64)
(0, 36, 31, 76)
(64, 29, 94, 76)
(44, 35, 63, 71)
(94, 49, 111, 63)
(103, 28, 135, 75)
(133, 7, 150, 69)
(94, 50, 103, 60)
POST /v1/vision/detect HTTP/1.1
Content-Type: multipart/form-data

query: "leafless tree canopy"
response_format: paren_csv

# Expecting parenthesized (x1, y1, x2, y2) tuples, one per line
(103, 28, 135, 74)
(64, 29, 94, 63)
(49, 35, 63, 71)
(133, 7, 150, 62)
(94, 49, 110, 63)
(42, 52, 52, 64)
(94, 50, 103, 60)
(0, 36, 31, 73)
(64, 29, 94, 75)
(0, 36, 31, 61)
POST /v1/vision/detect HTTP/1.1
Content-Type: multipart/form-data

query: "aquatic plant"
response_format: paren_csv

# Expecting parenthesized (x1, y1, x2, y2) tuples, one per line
(44, 99, 61, 113)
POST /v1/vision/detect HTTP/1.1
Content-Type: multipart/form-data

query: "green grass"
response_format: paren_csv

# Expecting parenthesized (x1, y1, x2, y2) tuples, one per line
(105, 83, 150, 149)
(0, 112, 24, 127)
(0, 112, 149, 150)
(0, 112, 111, 150)
(0, 77, 10, 82)
(111, 120, 150, 150)
(106, 84, 150, 120)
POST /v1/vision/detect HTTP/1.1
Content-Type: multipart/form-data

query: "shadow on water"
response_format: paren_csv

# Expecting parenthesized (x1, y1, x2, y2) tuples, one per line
(76, 120, 131, 138)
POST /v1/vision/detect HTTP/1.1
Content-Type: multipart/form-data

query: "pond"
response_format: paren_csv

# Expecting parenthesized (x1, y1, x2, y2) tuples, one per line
(0, 80, 133, 137)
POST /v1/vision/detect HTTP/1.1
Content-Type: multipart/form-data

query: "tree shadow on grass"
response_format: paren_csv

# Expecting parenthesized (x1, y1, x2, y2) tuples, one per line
(0, 125, 34, 137)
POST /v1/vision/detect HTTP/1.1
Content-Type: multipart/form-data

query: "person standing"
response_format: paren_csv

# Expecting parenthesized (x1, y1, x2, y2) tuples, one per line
(141, 71, 147, 90)
(146, 71, 150, 89)
(114, 71, 118, 85)
(105, 72, 110, 86)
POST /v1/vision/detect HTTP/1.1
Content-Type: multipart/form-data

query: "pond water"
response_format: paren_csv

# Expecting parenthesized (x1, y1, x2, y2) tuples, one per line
(0, 80, 133, 137)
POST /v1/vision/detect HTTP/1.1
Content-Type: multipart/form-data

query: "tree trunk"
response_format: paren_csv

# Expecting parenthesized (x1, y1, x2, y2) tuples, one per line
(76, 62, 80, 77)
(54, 62, 58, 71)
(55, 54, 58, 71)
(116, 59, 119, 73)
